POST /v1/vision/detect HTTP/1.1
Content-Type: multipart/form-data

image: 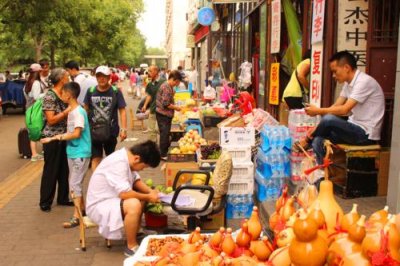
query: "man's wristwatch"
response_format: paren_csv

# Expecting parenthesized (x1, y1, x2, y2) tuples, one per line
(120, 128, 127, 133)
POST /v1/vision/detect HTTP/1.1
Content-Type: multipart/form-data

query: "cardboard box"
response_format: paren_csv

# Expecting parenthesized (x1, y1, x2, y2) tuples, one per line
(219, 127, 255, 146)
(164, 162, 199, 187)
(222, 145, 252, 162)
(217, 114, 245, 128)
(377, 149, 390, 196)
(201, 202, 226, 230)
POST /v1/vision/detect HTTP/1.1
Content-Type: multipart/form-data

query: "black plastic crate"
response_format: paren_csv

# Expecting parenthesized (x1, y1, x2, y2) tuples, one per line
(203, 116, 225, 127)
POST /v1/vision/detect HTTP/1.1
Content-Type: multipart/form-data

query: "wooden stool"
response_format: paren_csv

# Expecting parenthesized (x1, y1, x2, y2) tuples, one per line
(129, 108, 145, 130)
(329, 144, 381, 198)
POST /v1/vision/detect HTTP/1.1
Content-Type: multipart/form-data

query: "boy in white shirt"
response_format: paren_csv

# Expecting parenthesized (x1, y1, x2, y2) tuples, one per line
(41, 82, 92, 228)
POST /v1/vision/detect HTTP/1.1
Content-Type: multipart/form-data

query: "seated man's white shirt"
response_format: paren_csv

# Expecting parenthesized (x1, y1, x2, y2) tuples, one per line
(86, 148, 140, 240)
(339, 70, 385, 140)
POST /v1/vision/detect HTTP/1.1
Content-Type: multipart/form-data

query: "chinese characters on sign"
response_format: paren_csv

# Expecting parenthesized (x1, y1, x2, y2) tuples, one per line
(269, 63, 280, 105)
(310, 0, 326, 107)
(270, 0, 281, 54)
(311, 0, 326, 44)
(337, 0, 368, 71)
(310, 44, 324, 106)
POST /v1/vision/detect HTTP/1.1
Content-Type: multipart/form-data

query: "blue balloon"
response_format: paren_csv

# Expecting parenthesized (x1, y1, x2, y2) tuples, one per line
(198, 7, 215, 26)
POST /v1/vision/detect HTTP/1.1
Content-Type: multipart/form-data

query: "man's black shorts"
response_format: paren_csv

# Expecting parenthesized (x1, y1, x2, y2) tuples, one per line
(92, 137, 118, 158)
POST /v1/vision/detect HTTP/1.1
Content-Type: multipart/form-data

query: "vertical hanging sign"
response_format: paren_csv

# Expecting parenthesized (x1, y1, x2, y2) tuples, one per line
(310, 0, 326, 107)
(310, 43, 324, 107)
(269, 63, 280, 105)
(311, 0, 326, 44)
(337, 0, 368, 72)
(270, 0, 281, 54)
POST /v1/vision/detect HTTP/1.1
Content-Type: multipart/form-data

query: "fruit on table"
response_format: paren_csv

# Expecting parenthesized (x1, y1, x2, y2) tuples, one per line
(236, 221, 252, 248)
(209, 227, 224, 250)
(221, 228, 236, 256)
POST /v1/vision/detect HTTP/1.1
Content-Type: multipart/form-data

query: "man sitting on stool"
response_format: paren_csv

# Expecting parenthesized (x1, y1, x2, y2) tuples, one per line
(296, 51, 385, 185)
(86, 140, 161, 257)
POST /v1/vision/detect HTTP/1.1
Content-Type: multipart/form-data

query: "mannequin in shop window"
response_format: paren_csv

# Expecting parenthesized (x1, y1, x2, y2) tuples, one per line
(282, 50, 311, 109)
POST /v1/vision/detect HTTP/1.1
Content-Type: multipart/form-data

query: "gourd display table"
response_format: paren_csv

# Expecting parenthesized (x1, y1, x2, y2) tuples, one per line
(329, 144, 381, 198)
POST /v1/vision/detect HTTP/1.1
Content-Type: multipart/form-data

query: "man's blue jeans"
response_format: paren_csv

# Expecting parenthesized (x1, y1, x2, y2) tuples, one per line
(311, 114, 376, 164)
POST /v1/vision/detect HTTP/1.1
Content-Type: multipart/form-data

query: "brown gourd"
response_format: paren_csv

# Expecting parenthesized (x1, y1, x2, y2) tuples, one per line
(340, 204, 360, 232)
(289, 210, 328, 266)
(221, 228, 236, 256)
(247, 206, 262, 240)
(310, 141, 344, 235)
(209, 227, 225, 249)
(326, 215, 366, 266)
(235, 221, 252, 248)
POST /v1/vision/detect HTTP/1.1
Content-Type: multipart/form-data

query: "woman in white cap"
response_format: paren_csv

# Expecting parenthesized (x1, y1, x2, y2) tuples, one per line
(24, 63, 46, 161)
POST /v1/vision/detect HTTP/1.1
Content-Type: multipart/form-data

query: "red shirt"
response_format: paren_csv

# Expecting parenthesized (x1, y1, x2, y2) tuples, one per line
(111, 73, 119, 84)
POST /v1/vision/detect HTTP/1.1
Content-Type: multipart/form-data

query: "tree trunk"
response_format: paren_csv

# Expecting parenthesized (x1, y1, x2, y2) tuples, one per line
(33, 36, 44, 63)
(50, 45, 56, 68)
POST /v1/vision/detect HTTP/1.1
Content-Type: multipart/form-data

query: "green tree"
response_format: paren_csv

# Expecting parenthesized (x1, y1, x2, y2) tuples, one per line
(0, 0, 146, 68)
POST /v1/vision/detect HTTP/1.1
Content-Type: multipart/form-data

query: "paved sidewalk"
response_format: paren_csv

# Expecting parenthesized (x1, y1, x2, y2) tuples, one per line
(0, 82, 167, 265)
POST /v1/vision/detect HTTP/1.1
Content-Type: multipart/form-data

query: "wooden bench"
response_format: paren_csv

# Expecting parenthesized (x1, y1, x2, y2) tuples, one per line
(329, 144, 381, 199)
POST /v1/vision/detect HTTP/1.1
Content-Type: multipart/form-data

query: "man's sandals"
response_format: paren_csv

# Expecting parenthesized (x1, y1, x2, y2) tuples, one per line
(292, 136, 313, 153)
(63, 217, 79, 228)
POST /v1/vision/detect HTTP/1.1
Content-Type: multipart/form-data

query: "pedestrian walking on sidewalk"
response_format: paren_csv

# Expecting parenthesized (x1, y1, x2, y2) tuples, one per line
(155, 70, 182, 160)
(39, 68, 72, 212)
(24, 63, 46, 161)
(41, 82, 91, 227)
(84, 66, 127, 171)
(141, 65, 165, 142)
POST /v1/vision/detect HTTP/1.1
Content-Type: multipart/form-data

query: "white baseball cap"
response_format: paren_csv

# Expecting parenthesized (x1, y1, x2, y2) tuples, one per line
(95, 65, 111, 76)
(30, 63, 43, 72)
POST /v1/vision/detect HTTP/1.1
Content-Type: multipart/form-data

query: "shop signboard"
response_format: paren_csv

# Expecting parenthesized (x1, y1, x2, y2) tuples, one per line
(310, 43, 324, 107)
(187, 35, 195, 48)
(311, 0, 326, 44)
(212, 0, 257, 3)
(337, 0, 368, 72)
(270, 0, 281, 54)
(269, 63, 280, 105)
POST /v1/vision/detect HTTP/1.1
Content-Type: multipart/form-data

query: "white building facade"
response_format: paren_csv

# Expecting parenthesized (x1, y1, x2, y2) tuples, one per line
(165, 0, 191, 70)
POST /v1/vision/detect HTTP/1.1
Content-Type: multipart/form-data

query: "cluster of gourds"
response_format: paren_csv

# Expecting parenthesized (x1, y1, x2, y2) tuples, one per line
(266, 175, 400, 266)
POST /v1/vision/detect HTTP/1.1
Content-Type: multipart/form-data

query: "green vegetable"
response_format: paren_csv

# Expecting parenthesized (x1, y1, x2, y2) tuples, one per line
(155, 185, 166, 193)
(165, 187, 173, 194)
(145, 179, 154, 187)
(145, 203, 163, 214)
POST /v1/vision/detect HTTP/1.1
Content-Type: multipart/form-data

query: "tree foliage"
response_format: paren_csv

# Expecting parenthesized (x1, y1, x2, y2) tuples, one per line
(0, 0, 146, 69)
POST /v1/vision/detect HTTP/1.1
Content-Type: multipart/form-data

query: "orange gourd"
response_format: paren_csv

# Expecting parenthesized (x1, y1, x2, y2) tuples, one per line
(280, 196, 296, 221)
(247, 206, 262, 240)
(188, 226, 203, 244)
(289, 210, 328, 266)
(366, 205, 389, 230)
(327, 215, 366, 266)
(308, 201, 326, 228)
(276, 185, 289, 211)
(276, 227, 295, 247)
(387, 215, 400, 261)
(235, 221, 252, 248)
(209, 227, 225, 249)
(310, 179, 343, 234)
(395, 213, 400, 233)
(340, 204, 360, 232)
(361, 224, 383, 258)
(251, 236, 273, 261)
(340, 251, 372, 266)
(221, 228, 236, 256)
(268, 246, 291, 266)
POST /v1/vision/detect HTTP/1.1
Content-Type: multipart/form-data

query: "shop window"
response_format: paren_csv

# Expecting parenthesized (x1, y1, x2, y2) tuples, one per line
(371, 0, 400, 44)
